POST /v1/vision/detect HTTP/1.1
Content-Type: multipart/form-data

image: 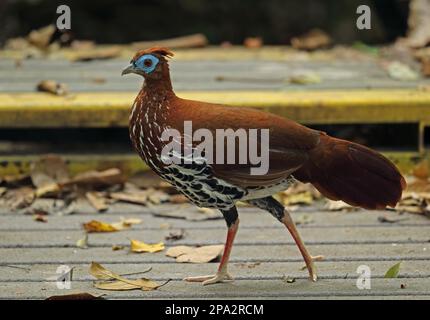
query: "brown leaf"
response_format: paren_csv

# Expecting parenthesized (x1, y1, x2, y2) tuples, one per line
(110, 190, 150, 205)
(244, 37, 263, 48)
(46, 293, 104, 300)
(30, 155, 69, 196)
(4, 187, 35, 210)
(27, 25, 55, 49)
(291, 29, 331, 50)
(85, 191, 108, 212)
(165, 245, 224, 263)
(36, 80, 69, 96)
(412, 160, 429, 180)
(89, 262, 161, 291)
(33, 213, 48, 223)
(2, 173, 31, 187)
(64, 168, 124, 188)
(110, 188, 169, 206)
(130, 240, 165, 253)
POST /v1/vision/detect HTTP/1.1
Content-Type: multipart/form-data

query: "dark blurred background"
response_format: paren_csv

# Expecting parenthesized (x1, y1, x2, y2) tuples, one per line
(0, 0, 410, 45)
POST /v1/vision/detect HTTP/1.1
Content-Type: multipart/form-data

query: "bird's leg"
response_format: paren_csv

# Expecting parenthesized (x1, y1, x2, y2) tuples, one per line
(281, 208, 320, 281)
(184, 206, 239, 285)
(249, 197, 321, 282)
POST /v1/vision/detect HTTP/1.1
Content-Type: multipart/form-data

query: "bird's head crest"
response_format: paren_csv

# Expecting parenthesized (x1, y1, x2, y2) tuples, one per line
(132, 47, 174, 62)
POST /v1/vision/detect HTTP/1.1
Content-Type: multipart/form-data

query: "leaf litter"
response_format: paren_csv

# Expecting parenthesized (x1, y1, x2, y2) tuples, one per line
(130, 240, 165, 253)
(89, 262, 168, 291)
(166, 245, 224, 263)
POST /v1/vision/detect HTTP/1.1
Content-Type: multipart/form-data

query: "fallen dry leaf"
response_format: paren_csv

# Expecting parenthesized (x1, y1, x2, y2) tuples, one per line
(153, 206, 222, 221)
(291, 29, 332, 50)
(244, 37, 263, 48)
(110, 190, 150, 205)
(33, 214, 47, 223)
(45, 292, 104, 300)
(85, 191, 108, 212)
(27, 25, 55, 49)
(412, 160, 429, 180)
(110, 217, 142, 230)
(89, 262, 162, 291)
(130, 240, 165, 253)
(36, 80, 69, 96)
(166, 245, 224, 263)
(289, 72, 321, 85)
(395, 192, 430, 217)
(83, 220, 119, 233)
(283, 275, 296, 283)
(326, 200, 358, 211)
(282, 191, 314, 206)
(2, 173, 31, 187)
(112, 245, 125, 251)
(64, 168, 124, 188)
(30, 155, 69, 184)
(121, 217, 142, 226)
(4, 187, 35, 210)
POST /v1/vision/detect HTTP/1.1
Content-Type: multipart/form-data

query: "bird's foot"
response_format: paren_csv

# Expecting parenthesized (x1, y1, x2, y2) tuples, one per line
(184, 270, 234, 285)
(306, 255, 324, 282)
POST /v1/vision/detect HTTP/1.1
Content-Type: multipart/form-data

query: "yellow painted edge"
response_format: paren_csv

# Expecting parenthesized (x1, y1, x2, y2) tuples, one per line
(0, 151, 426, 177)
(0, 154, 147, 177)
(0, 89, 430, 127)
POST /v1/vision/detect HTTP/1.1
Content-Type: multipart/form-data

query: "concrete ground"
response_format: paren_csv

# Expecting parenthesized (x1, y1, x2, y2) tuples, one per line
(1, 203, 429, 299)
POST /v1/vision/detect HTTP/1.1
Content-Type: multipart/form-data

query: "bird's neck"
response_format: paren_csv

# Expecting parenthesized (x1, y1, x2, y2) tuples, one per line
(143, 63, 173, 93)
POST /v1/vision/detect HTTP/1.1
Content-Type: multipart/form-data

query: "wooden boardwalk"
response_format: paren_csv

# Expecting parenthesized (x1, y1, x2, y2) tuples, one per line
(1, 203, 429, 299)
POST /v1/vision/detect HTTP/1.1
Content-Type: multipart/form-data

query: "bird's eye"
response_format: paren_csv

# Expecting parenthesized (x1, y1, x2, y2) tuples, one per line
(144, 59, 152, 67)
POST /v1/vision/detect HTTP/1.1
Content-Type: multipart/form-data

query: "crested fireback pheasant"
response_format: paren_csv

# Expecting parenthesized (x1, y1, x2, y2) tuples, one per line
(122, 47, 406, 285)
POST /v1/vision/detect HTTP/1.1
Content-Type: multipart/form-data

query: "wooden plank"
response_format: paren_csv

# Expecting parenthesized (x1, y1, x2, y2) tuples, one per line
(1, 209, 428, 230)
(0, 278, 428, 299)
(1, 243, 428, 264)
(1, 225, 429, 248)
(1, 261, 429, 282)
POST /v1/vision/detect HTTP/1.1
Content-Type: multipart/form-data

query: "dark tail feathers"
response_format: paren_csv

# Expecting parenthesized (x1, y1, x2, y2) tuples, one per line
(294, 133, 406, 210)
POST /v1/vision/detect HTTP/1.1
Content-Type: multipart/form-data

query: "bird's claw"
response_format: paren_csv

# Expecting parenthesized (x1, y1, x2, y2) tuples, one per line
(184, 271, 234, 285)
(307, 255, 324, 282)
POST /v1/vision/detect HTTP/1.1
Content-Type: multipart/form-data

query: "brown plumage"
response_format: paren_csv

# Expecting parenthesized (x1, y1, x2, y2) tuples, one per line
(122, 47, 406, 285)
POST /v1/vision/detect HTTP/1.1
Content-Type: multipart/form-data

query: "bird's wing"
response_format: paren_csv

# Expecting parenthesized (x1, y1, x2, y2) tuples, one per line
(167, 97, 320, 187)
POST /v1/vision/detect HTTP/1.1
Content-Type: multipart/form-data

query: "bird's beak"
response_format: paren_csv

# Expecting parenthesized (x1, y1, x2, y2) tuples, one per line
(121, 64, 135, 76)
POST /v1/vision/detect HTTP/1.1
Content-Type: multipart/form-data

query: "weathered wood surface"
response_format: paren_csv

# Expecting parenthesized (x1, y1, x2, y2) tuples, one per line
(2, 59, 430, 93)
(0, 203, 429, 299)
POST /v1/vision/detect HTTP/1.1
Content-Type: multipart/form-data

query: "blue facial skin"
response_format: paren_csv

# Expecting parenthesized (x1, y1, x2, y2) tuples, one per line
(134, 54, 159, 74)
